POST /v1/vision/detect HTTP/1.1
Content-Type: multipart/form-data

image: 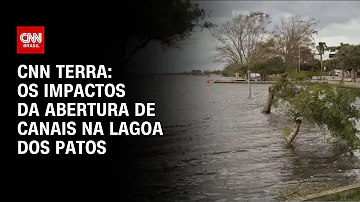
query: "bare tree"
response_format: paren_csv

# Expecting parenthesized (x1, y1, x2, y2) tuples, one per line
(211, 11, 272, 67)
(272, 15, 318, 70)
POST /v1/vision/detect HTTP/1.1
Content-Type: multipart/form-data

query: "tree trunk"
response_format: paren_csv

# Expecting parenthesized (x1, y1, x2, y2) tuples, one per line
(262, 85, 275, 113)
(320, 54, 323, 80)
(286, 118, 302, 145)
(351, 68, 356, 82)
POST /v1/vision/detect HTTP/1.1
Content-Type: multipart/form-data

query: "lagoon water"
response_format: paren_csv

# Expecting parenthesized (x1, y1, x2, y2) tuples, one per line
(119, 75, 360, 201)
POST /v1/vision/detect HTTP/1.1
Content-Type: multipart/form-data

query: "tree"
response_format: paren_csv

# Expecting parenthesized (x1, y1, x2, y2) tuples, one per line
(212, 11, 272, 69)
(324, 59, 338, 71)
(276, 82, 360, 149)
(191, 70, 202, 75)
(271, 15, 318, 70)
(300, 59, 321, 71)
(203, 70, 211, 76)
(335, 44, 360, 82)
(262, 70, 325, 114)
(112, 0, 215, 69)
(210, 70, 222, 75)
(326, 42, 347, 52)
(253, 56, 285, 81)
(326, 43, 360, 82)
(221, 63, 246, 77)
(299, 47, 317, 66)
(316, 42, 327, 79)
(262, 73, 290, 113)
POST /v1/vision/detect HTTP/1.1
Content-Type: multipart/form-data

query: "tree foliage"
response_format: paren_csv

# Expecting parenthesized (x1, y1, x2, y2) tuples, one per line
(113, 0, 215, 68)
(299, 47, 317, 65)
(253, 57, 286, 80)
(326, 44, 360, 70)
(324, 59, 339, 71)
(316, 42, 327, 55)
(300, 59, 321, 71)
(335, 44, 360, 70)
(221, 63, 246, 77)
(272, 78, 360, 149)
(324, 43, 360, 81)
(287, 70, 325, 83)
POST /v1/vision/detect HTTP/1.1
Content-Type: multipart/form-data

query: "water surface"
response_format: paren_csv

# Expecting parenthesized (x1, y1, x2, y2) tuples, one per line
(123, 75, 360, 201)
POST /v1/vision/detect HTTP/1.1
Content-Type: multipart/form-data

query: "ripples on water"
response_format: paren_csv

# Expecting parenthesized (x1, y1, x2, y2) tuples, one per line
(127, 75, 360, 201)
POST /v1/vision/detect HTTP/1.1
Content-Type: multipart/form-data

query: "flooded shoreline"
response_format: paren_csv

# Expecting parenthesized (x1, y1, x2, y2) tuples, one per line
(119, 75, 360, 201)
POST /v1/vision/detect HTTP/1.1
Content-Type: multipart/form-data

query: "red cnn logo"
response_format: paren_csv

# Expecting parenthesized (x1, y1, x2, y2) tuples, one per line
(17, 26, 45, 54)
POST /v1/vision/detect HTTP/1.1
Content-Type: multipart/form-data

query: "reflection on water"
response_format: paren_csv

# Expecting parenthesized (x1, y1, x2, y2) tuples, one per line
(123, 75, 360, 201)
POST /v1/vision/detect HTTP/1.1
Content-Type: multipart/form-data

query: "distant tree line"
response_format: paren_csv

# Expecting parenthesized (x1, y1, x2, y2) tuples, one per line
(324, 43, 360, 82)
(211, 12, 359, 81)
(180, 69, 222, 76)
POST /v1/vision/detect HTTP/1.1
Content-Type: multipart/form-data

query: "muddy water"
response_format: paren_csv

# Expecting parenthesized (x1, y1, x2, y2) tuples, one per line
(127, 75, 360, 201)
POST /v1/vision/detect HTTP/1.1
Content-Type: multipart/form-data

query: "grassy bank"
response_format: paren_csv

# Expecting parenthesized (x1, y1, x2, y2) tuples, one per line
(278, 182, 360, 201)
(277, 181, 342, 200)
(323, 188, 360, 201)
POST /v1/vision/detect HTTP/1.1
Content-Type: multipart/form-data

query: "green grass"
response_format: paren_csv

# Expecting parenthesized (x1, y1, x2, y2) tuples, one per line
(323, 188, 360, 201)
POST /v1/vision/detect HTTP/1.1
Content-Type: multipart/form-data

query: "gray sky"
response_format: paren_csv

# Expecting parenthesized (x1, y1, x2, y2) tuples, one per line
(135, 1, 360, 73)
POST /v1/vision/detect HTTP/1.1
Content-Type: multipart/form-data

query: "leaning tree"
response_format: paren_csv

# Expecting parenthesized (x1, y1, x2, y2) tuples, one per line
(261, 14, 319, 114)
(262, 73, 290, 113)
(272, 80, 360, 149)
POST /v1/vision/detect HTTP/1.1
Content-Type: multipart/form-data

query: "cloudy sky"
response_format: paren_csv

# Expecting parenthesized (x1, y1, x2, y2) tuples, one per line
(134, 1, 360, 73)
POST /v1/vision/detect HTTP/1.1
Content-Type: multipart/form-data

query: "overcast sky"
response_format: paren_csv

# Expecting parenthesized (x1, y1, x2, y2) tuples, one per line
(134, 1, 360, 73)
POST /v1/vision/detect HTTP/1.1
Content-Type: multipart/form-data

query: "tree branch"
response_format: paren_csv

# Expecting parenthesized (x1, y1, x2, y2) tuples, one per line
(122, 38, 153, 69)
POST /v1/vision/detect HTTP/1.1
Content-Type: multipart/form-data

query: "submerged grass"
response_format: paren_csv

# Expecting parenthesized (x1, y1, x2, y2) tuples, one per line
(277, 182, 340, 201)
(323, 188, 360, 201)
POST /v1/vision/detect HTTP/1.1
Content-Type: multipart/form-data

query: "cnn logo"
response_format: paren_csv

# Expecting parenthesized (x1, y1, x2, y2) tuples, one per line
(17, 26, 45, 54)
(20, 33, 42, 43)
